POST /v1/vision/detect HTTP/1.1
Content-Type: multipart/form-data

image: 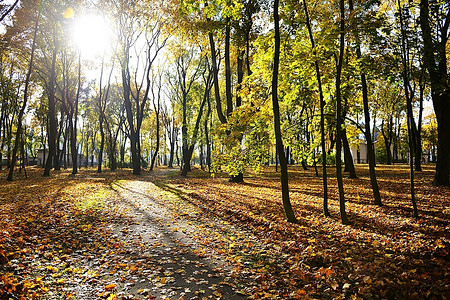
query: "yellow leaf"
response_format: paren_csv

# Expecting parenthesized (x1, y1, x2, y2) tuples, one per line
(107, 294, 117, 300)
(63, 7, 75, 19)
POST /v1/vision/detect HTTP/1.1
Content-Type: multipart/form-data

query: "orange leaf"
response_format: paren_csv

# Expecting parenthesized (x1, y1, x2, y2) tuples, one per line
(105, 283, 117, 291)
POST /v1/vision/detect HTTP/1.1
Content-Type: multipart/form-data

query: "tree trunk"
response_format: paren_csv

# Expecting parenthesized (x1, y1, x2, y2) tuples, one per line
(415, 74, 425, 171)
(150, 77, 162, 171)
(419, 0, 449, 184)
(349, 0, 382, 205)
(342, 127, 357, 178)
(168, 122, 176, 168)
(303, 0, 330, 216)
(336, 0, 351, 225)
(71, 54, 81, 175)
(44, 38, 58, 176)
(181, 71, 210, 177)
(273, 0, 297, 223)
(7, 6, 39, 181)
(205, 92, 212, 173)
(398, 0, 419, 216)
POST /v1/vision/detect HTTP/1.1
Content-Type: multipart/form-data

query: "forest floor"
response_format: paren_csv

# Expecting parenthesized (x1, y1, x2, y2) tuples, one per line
(0, 164, 448, 300)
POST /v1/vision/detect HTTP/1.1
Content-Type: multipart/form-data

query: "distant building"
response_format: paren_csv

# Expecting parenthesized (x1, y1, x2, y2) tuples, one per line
(36, 149, 88, 167)
(350, 142, 368, 164)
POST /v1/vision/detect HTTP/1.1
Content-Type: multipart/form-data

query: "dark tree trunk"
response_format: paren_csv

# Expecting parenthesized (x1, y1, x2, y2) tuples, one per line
(336, 0, 351, 225)
(273, 0, 297, 223)
(205, 93, 212, 173)
(303, 0, 329, 216)
(122, 64, 140, 175)
(44, 39, 58, 177)
(7, 6, 39, 181)
(349, 0, 382, 205)
(415, 74, 425, 171)
(70, 54, 81, 175)
(168, 122, 176, 168)
(181, 69, 210, 177)
(208, 32, 227, 125)
(419, 0, 450, 185)
(342, 127, 357, 178)
(398, 0, 419, 216)
(150, 77, 162, 171)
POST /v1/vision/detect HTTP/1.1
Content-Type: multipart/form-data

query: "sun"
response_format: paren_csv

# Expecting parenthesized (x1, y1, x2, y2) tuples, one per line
(72, 14, 112, 59)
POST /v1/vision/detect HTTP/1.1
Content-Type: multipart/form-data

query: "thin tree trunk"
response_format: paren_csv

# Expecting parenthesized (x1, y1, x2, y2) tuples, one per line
(398, 0, 419, 217)
(205, 92, 212, 173)
(44, 41, 59, 176)
(336, 0, 351, 225)
(349, 0, 382, 205)
(273, 0, 297, 223)
(342, 127, 357, 178)
(7, 6, 39, 181)
(303, 0, 330, 216)
(71, 53, 81, 175)
(150, 78, 161, 171)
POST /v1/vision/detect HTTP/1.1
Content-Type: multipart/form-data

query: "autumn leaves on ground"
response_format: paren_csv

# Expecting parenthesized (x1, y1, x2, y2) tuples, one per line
(0, 165, 448, 300)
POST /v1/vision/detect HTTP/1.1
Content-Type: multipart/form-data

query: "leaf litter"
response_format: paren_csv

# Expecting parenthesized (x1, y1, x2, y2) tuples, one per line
(0, 165, 448, 299)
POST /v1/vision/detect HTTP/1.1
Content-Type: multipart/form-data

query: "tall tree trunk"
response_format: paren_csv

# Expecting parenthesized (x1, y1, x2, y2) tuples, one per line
(415, 73, 425, 171)
(205, 93, 212, 173)
(44, 37, 58, 176)
(7, 6, 39, 181)
(336, 0, 351, 225)
(122, 66, 140, 175)
(349, 0, 382, 205)
(20, 131, 27, 178)
(208, 33, 226, 124)
(303, 0, 330, 216)
(181, 70, 210, 177)
(168, 121, 176, 168)
(398, 0, 419, 217)
(150, 78, 161, 171)
(273, 0, 297, 223)
(419, 0, 450, 185)
(71, 53, 81, 175)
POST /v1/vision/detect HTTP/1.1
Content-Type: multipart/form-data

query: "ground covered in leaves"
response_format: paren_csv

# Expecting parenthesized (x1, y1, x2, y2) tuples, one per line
(0, 165, 448, 299)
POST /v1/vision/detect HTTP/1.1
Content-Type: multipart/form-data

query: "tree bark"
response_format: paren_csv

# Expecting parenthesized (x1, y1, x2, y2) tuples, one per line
(273, 0, 297, 223)
(419, 0, 450, 186)
(303, 0, 330, 216)
(398, 0, 419, 216)
(349, 0, 382, 205)
(7, 6, 39, 181)
(150, 75, 162, 171)
(342, 127, 357, 178)
(44, 36, 58, 176)
(336, 0, 351, 225)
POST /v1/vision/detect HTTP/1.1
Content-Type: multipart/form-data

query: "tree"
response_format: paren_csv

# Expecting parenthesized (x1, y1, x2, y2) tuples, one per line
(7, 2, 40, 181)
(149, 70, 163, 171)
(335, 0, 350, 225)
(419, 0, 450, 186)
(273, 0, 297, 223)
(348, 0, 382, 205)
(302, 0, 330, 217)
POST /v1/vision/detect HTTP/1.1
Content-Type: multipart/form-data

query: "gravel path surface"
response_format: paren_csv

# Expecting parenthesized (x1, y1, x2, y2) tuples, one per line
(103, 175, 247, 300)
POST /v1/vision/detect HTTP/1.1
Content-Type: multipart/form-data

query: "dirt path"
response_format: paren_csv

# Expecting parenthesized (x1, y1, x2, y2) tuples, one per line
(99, 174, 247, 300)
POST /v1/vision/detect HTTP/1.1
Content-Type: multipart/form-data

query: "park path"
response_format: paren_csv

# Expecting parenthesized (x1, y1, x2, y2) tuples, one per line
(97, 173, 247, 300)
